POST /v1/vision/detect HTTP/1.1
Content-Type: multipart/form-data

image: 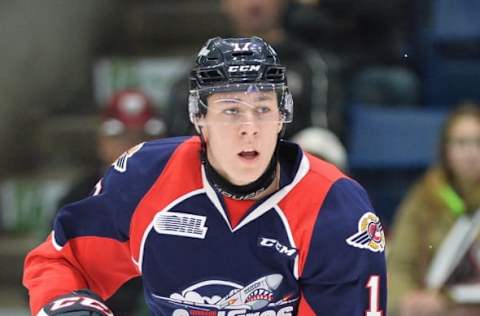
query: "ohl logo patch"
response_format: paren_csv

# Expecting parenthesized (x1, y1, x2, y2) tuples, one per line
(346, 212, 385, 252)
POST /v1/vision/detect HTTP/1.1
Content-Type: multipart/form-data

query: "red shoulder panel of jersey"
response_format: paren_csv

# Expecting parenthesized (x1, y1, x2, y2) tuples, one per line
(278, 153, 346, 277)
(24, 233, 138, 315)
(130, 136, 203, 264)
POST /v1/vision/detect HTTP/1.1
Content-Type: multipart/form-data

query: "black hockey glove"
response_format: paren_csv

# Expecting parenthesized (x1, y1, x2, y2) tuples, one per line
(38, 289, 113, 316)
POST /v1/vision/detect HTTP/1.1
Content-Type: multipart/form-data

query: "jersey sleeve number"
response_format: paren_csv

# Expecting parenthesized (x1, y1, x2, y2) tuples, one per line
(366, 275, 383, 316)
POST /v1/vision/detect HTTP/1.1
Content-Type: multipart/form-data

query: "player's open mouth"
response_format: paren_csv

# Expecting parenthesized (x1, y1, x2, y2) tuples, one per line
(238, 150, 259, 160)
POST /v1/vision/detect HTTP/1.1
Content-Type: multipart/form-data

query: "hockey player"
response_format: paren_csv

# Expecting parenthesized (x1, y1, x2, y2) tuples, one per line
(23, 36, 387, 316)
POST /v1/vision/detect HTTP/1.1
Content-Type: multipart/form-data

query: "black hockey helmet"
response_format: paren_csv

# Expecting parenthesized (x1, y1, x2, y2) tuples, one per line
(188, 36, 293, 125)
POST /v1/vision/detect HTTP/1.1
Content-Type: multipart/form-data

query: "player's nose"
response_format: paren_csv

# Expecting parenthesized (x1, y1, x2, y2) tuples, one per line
(238, 118, 259, 137)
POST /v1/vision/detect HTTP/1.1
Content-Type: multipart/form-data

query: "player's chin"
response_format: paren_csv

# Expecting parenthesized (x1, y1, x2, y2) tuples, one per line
(231, 168, 265, 186)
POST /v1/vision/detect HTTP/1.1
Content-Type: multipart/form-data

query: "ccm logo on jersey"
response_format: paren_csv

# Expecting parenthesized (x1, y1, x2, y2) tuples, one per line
(154, 211, 208, 239)
(346, 212, 385, 252)
(259, 237, 297, 257)
(228, 65, 261, 72)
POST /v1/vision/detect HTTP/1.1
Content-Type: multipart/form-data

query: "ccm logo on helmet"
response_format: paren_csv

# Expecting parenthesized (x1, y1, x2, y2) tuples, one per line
(228, 65, 261, 72)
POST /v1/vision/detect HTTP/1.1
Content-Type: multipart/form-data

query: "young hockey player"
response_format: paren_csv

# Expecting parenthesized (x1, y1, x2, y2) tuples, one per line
(24, 36, 386, 316)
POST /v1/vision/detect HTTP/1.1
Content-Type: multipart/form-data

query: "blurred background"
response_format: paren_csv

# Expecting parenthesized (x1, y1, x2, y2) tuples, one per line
(1, 0, 480, 315)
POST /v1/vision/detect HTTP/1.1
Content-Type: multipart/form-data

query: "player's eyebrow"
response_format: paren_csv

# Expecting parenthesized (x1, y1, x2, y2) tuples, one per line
(253, 94, 274, 102)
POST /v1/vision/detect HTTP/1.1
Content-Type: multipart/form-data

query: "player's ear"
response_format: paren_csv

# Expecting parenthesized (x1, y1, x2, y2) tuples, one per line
(198, 123, 208, 141)
(277, 122, 283, 133)
(194, 122, 202, 135)
(194, 115, 207, 136)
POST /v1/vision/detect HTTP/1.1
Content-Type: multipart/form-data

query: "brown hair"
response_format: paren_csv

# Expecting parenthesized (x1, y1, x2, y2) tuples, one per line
(439, 102, 480, 182)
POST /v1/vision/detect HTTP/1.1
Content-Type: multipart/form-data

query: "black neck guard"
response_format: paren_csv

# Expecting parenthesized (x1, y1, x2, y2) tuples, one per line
(202, 147, 278, 200)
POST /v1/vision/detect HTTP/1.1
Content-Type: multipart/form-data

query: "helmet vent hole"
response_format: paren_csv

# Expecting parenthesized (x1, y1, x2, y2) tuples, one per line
(231, 51, 254, 57)
(197, 69, 225, 84)
(265, 67, 285, 81)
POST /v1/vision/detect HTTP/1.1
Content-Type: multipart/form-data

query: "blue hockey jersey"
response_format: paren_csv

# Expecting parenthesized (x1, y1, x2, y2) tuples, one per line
(24, 136, 387, 315)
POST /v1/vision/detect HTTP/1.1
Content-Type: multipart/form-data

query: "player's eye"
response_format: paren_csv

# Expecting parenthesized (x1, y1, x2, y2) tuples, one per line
(223, 108, 240, 115)
(255, 106, 271, 114)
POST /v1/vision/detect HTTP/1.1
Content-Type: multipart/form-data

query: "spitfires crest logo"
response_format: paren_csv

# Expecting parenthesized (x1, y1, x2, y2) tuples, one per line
(346, 212, 385, 252)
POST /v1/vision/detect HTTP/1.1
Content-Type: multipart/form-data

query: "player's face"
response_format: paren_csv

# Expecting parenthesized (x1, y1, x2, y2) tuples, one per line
(201, 90, 282, 185)
(222, 0, 286, 36)
(446, 115, 480, 184)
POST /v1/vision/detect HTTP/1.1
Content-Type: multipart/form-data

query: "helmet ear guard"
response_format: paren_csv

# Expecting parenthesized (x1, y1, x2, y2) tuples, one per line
(188, 91, 200, 125)
(188, 91, 203, 134)
(279, 87, 293, 123)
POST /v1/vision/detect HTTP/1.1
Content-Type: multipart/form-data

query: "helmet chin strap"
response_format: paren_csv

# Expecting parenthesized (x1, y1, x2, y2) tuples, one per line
(199, 130, 279, 200)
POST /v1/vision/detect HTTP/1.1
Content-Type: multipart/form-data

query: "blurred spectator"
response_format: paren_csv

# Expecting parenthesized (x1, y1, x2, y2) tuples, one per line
(96, 89, 167, 167)
(56, 89, 166, 315)
(286, 0, 413, 69)
(166, 0, 343, 138)
(387, 103, 480, 316)
(287, 0, 420, 110)
(58, 89, 167, 207)
(290, 127, 347, 171)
